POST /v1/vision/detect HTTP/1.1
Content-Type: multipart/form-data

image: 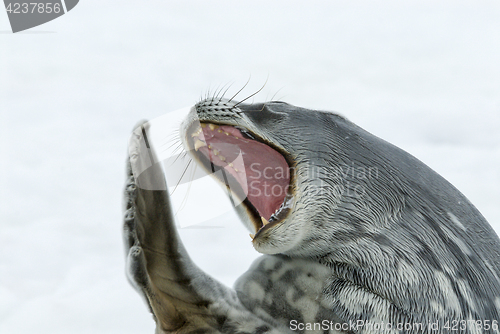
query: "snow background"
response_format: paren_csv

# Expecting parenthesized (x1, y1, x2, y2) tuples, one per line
(1, 1, 499, 333)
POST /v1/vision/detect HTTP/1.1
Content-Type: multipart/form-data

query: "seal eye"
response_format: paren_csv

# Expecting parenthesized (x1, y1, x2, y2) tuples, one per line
(189, 122, 292, 233)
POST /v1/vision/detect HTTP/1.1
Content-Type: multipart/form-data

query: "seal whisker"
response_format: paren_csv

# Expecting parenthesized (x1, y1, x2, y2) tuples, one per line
(218, 82, 234, 103)
(170, 143, 186, 157)
(269, 86, 285, 102)
(170, 145, 189, 165)
(227, 76, 251, 103)
(170, 159, 192, 196)
(174, 163, 198, 217)
(210, 83, 224, 104)
(232, 77, 268, 110)
(214, 82, 232, 103)
(204, 86, 214, 102)
(161, 136, 183, 150)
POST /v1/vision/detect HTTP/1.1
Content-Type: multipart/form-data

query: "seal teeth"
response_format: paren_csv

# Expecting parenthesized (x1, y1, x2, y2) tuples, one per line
(200, 123, 207, 128)
(191, 128, 203, 137)
(261, 217, 270, 226)
(194, 139, 206, 151)
(208, 124, 219, 131)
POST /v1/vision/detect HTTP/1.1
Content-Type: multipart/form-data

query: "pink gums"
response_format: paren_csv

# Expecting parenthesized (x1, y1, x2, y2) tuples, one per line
(194, 125, 289, 221)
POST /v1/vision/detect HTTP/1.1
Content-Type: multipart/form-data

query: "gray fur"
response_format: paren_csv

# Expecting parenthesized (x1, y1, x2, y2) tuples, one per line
(124, 100, 500, 333)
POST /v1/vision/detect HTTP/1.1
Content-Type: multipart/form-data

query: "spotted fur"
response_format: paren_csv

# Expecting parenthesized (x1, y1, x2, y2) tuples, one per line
(125, 100, 500, 333)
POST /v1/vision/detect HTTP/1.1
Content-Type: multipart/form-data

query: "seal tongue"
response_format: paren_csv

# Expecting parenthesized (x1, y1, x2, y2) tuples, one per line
(194, 124, 289, 221)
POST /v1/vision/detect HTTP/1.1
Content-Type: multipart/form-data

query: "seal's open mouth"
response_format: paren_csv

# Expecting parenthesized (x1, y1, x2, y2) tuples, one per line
(188, 122, 293, 236)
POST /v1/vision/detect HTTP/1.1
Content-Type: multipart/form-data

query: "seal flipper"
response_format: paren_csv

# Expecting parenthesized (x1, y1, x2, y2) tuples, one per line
(123, 121, 288, 334)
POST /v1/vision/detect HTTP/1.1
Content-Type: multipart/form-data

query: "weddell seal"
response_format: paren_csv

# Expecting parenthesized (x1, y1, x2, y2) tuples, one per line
(123, 97, 500, 334)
